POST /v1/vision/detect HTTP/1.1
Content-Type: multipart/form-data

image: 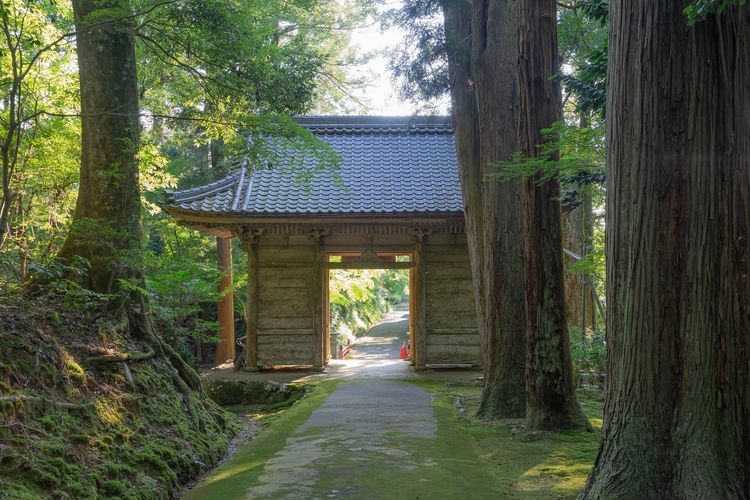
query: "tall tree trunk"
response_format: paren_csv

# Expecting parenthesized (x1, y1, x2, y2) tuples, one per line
(472, 0, 527, 418)
(56, 0, 202, 394)
(57, 0, 142, 294)
(581, 2, 749, 497)
(442, 0, 527, 418)
(518, 0, 585, 430)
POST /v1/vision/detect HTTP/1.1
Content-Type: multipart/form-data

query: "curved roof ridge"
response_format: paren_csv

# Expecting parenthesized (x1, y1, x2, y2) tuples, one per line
(164, 170, 243, 204)
(295, 115, 452, 134)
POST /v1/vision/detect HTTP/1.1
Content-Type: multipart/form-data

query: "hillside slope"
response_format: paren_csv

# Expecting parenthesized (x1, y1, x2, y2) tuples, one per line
(0, 293, 237, 498)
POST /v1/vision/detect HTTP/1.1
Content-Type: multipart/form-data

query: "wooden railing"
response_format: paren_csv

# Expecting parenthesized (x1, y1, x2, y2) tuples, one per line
(337, 341, 352, 359)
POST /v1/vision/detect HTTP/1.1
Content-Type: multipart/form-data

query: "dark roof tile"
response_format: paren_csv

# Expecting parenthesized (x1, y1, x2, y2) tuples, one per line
(163, 116, 463, 216)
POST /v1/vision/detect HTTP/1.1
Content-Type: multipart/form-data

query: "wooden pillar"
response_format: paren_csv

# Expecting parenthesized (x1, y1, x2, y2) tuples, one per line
(311, 230, 328, 371)
(414, 229, 429, 370)
(215, 237, 235, 365)
(323, 268, 331, 362)
(409, 266, 416, 363)
(241, 230, 261, 371)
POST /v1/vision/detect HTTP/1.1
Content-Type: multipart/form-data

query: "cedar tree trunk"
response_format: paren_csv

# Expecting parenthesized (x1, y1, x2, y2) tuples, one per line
(58, 0, 202, 393)
(581, 2, 750, 497)
(58, 0, 142, 294)
(442, 0, 527, 418)
(518, 0, 585, 430)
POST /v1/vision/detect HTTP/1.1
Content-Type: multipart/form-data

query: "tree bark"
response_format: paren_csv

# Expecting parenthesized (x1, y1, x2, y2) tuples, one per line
(442, 0, 527, 418)
(518, 0, 585, 430)
(58, 0, 142, 294)
(581, 2, 750, 497)
(55, 0, 204, 396)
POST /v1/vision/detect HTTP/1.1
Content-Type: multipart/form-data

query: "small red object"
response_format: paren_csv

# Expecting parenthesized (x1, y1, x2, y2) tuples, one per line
(400, 342, 408, 360)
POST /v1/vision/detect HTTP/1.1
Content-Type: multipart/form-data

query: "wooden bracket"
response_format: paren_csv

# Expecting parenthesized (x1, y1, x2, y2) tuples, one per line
(239, 228, 265, 249)
(413, 228, 433, 243)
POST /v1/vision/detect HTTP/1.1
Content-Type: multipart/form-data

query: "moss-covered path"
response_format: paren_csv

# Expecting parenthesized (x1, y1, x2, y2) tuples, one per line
(186, 308, 601, 498)
(186, 310, 504, 498)
(186, 375, 510, 499)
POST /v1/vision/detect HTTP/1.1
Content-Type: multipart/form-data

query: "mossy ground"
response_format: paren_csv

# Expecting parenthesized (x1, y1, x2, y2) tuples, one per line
(0, 295, 238, 498)
(188, 377, 603, 499)
(415, 379, 603, 498)
(184, 379, 342, 498)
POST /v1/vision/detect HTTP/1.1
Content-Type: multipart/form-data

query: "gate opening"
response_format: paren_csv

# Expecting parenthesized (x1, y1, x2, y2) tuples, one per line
(325, 253, 413, 365)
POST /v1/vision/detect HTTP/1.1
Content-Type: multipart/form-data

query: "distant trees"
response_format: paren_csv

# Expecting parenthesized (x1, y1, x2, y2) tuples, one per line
(0, 2, 79, 280)
(582, 2, 750, 496)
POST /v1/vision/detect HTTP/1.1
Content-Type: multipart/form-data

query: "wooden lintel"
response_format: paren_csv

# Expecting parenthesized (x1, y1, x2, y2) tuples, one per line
(325, 261, 413, 270)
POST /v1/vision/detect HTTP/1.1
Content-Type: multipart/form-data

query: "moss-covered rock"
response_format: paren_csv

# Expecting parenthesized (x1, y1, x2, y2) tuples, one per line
(205, 379, 306, 407)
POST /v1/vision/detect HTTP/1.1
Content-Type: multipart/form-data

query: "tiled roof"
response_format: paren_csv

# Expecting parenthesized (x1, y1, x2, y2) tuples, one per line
(162, 116, 463, 217)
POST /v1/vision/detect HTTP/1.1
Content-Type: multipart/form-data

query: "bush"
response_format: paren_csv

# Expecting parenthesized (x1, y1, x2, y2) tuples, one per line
(569, 326, 606, 387)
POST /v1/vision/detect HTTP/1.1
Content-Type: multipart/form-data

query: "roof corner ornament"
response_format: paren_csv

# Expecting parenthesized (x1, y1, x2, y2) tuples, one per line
(230, 158, 251, 212)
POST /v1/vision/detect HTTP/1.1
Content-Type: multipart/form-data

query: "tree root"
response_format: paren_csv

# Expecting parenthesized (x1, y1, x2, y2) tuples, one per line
(126, 293, 203, 394)
(87, 347, 155, 364)
(0, 395, 90, 410)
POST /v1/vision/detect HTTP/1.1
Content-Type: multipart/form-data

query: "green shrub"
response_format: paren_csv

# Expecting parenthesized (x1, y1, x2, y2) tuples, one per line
(569, 326, 606, 387)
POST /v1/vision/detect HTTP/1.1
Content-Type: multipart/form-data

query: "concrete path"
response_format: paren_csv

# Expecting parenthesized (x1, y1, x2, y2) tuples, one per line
(246, 305, 431, 498)
(245, 381, 436, 499)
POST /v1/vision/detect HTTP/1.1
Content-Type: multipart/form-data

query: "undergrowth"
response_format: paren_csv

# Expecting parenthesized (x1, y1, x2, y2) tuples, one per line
(0, 294, 238, 498)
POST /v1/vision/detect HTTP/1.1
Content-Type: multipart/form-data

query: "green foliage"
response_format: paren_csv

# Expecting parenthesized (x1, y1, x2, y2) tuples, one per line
(557, 0, 609, 117)
(329, 269, 408, 344)
(143, 218, 224, 362)
(382, 0, 447, 103)
(569, 326, 606, 387)
(684, 0, 747, 24)
(570, 226, 605, 298)
(495, 121, 605, 186)
(0, 0, 80, 287)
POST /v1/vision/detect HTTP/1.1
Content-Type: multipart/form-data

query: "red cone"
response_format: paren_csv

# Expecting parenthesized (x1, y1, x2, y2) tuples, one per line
(400, 342, 408, 360)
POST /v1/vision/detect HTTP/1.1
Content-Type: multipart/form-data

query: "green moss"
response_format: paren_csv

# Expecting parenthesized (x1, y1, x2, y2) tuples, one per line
(413, 380, 603, 498)
(189, 379, 602, 499)
(205, 379, 307, 408)
(0, 298, 238, 498)
(63, 356, 86, 384)
(185, 380, 341, 499)
(101, 479, 129, 496)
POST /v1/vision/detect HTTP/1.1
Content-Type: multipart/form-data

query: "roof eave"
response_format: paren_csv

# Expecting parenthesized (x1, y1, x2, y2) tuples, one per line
(161, 204, 465, 228)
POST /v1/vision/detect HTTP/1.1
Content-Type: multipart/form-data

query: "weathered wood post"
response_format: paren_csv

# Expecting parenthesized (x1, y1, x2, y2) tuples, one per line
(414, 229, 430, 370)
(215, 237, 235, 365)
(311, 229, 328, 371)
(241, 229, 262, 371)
